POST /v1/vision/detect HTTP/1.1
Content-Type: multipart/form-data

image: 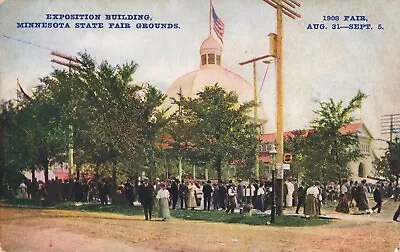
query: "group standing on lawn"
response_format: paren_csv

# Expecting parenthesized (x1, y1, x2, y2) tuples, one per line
(11, 174, 400, 222)
(133, 176, 400, 221)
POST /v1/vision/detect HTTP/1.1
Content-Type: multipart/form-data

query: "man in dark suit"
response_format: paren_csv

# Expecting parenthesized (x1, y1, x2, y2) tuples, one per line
(202, 180, 213, 210)
(124, 179, 134, 206)
(179, 180, 188, 209)
(170, 179, 179, 210)
(138, 178, 154, 220)
(371, 184, 382, 213)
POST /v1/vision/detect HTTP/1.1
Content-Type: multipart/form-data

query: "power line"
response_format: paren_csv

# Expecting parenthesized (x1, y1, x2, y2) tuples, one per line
(2, 35, 53, 51)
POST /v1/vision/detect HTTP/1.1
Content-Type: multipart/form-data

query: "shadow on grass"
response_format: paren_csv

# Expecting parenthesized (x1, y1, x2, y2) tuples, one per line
(1, 199, 330, 227)
(171, 209, 330, 226)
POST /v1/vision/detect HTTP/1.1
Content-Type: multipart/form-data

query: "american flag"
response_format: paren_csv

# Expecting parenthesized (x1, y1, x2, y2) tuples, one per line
(211, 4, 224, 44)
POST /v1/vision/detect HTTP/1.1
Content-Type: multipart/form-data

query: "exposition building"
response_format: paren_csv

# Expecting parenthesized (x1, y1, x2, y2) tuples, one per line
(164, 35, 267, 131)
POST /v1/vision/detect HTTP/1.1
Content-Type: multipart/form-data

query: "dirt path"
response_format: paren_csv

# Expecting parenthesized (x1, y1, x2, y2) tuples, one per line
(1, 206, 399, 252)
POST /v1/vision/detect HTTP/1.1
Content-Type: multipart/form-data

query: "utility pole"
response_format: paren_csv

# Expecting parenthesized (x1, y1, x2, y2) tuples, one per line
(51, 51, 80, 177)
(262, 0, 301, 215)
(240, 54, 274, 179)
(253, 62, 259, 179)
(381, 114, 400, 143)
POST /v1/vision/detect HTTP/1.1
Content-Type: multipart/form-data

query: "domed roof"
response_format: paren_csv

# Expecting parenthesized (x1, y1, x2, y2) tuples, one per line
(164, 35, 267, 124)
(200, 36, 222, 56)
(165, 67, 267, 123)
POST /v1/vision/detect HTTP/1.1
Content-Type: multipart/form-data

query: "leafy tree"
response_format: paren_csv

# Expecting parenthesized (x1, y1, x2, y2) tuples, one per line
(300, 91, 367, 183)
(283, 130, 309, 181)
(40, 52, 167, 185)
(171, 84, 257, 180)
(0, 100, 33, 196)
(385, 138, 400, 185)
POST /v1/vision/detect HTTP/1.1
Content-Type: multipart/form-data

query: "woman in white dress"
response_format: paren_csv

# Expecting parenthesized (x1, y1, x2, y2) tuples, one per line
(156, 183, 170, 221)
(188, 181, 197, 210)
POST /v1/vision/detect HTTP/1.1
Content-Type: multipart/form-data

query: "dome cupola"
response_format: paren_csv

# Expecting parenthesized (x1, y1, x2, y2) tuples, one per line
(199, 36, 222, 68)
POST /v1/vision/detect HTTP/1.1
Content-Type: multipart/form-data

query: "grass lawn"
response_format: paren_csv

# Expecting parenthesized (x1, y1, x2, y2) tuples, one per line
(2, 199, 331, 227)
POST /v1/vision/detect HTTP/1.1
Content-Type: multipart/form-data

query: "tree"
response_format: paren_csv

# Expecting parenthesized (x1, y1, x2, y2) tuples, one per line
(171, 84, 258, 180)
(283, 130, 309, 181)
(386, 138, 400, 186)
(0, 100, 33, 196)
(40, 52, 167, 184)
(301, 91, 367, 183)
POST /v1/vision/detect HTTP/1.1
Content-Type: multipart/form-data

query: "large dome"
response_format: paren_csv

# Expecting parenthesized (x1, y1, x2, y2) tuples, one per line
(164, 36, 267, 125)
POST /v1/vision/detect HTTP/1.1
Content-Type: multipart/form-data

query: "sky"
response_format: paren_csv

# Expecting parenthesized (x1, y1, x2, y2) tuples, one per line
(1, 0, 399, 141)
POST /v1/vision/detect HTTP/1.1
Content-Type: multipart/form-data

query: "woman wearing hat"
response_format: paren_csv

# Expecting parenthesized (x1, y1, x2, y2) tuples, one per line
(156, 182, 171, 221)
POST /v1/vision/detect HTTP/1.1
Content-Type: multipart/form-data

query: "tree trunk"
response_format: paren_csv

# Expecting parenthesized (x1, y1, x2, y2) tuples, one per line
(76, 167, 80, 180)
(44, 158, 49, 185)
(31, 168, 35, 180)
(0, 161, 3, 199)
(216, 157, 222, 181)
(112, 160, 117, 189)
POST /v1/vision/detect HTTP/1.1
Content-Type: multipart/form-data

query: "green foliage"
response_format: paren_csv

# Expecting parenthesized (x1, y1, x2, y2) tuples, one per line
(171, 209, 330, 226)
(384, 139, 400, 185)
(1, 51, 168, 190)
(284, 91, 366, 184)
(169, 84, 258, 180)
(39, 52, 168, 183)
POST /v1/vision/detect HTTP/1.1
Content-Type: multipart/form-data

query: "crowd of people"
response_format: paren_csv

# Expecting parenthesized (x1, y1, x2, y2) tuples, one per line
(11, 174, 400, 222)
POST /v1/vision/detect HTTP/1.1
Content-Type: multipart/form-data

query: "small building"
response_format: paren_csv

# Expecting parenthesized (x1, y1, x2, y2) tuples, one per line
(258, 123, 378, 182)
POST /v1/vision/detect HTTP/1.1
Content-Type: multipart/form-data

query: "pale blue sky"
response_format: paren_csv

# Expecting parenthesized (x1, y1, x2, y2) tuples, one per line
(1, 0, 399, 139)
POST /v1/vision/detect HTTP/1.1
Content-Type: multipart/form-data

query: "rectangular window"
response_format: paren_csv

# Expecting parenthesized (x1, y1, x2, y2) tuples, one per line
(208, 54, 215, 64)
(216, 55, 221, 65)
(201, 54, 207, 65)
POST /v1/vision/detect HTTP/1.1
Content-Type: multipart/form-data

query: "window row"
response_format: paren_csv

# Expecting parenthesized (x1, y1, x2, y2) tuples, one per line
(201, 54, 221, 66)
(359, 143, 370, 154)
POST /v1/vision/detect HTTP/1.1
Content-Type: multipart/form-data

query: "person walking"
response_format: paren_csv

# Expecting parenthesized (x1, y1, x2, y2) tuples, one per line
(357, 179, 370, 213)
(393, 204, 400, 222)
(335, 179, 350, 213)
(295, 184, 306, 214)
(371, 184, 382, 213)
(138, 178, 154, 221)
(156, 182, 171, 221)
(202, 180, 213, 211)
(304, 181, 320, 217)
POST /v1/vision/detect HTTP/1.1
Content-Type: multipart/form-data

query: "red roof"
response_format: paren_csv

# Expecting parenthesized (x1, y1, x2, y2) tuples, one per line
(339, 122, 363, 134)
(259, 129, 313, 142)
(259, 123, 365, 143)
(257, 123, 368, 164)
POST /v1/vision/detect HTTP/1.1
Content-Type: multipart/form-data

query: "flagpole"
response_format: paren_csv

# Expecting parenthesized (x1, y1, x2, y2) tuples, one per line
(209, 0, 212, 36)
(16, 79, 19, 99)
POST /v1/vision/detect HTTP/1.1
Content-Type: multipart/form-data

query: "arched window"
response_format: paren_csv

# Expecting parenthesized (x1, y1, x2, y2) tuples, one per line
(358, 163, 365, 177)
